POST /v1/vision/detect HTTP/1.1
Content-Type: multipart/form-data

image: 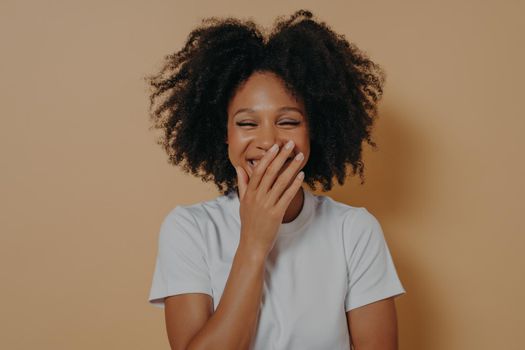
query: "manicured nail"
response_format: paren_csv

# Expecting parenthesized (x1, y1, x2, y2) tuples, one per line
(295, 152, 304, 161)
(285, 140, 294, 150)
(270, 144, 279, 152)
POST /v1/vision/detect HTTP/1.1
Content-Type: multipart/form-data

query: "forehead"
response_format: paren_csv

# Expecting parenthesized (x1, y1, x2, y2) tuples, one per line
(227, 72, 304, 116)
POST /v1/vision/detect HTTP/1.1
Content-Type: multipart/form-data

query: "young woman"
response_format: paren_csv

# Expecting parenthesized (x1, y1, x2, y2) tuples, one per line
(147, 9, 406, 350)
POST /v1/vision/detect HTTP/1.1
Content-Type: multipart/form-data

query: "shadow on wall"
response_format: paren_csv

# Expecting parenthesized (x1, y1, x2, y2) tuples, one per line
(325, 106, 439, 350)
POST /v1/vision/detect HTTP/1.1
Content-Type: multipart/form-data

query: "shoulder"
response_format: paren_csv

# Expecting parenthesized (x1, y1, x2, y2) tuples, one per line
(344, 207, 382, 235)
(162, 194, 229, 224)
(314, 193, 377, 226)
(313, 194, 382, 240)
(158, 194, 229, 240)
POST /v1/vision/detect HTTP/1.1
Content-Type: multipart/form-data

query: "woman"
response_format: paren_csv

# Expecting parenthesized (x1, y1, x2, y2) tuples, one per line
(147, 9, 406, 350)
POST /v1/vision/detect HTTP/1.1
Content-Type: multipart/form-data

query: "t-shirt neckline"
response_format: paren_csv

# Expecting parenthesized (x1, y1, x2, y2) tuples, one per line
(222, 187, 315, 235)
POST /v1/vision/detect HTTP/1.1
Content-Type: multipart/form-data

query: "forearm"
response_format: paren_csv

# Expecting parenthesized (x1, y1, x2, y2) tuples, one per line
(187, 238, 267, 350)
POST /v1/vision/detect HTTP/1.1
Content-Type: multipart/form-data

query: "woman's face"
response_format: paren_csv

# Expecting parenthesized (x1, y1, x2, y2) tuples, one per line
(226, 71, 310, 180)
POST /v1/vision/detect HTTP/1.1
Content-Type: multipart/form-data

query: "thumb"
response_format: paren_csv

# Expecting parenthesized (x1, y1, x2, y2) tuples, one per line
(235, 165, 247, 201)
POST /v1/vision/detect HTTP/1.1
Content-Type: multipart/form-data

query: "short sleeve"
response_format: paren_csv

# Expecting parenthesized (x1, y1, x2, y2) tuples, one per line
(148, 206, 212, 308)
(343, 208, 406, 311)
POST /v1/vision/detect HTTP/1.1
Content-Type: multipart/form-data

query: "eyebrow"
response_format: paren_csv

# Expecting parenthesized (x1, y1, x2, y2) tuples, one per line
(233, 106, 304, 118)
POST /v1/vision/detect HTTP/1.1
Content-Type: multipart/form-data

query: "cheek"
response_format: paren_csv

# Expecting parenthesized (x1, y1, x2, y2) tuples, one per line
(226, 138, 246, 165)
(297, 139, 310, 159)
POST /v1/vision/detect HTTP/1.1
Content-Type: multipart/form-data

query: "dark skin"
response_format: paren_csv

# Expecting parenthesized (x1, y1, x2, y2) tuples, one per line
(226, 71, 310, 225)
(346, 297, 400, 350)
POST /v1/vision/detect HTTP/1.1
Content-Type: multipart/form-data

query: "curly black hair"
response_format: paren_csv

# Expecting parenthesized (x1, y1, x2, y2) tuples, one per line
(147, 9, 386, 195)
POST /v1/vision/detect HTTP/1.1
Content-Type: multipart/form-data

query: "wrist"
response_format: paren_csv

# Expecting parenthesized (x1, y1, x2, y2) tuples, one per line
(237, 238, 268, 263)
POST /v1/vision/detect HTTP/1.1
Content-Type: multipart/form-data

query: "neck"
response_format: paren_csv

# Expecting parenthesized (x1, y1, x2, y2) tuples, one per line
(282, 186, 305, 223)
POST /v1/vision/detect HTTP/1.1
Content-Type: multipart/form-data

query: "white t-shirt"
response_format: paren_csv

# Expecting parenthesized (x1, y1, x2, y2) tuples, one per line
(149, 188, 406, 349)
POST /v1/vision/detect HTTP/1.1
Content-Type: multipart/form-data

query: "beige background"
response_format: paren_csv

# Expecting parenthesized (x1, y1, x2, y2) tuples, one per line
(1, 0, 523, 349)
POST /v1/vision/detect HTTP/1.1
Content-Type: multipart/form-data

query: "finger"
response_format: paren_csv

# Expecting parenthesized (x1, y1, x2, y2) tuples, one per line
(267, 150, 305, 205)
(235, 165, 248, 200)
(246, 143, 279, 193)
(275, 171, 305, 212)
(258, 140, 296, 194)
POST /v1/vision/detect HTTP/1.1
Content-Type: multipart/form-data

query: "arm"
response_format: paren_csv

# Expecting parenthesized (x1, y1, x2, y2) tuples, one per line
(346, 297, 399, 350)
(164, 293, 213, 350)
(156, 207, 267, 350)
(187, 240, 266, 350)
(343, 208, 405, 349)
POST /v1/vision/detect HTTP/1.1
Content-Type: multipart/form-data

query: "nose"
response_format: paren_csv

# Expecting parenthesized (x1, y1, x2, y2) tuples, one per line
(254, 123, 285, 151)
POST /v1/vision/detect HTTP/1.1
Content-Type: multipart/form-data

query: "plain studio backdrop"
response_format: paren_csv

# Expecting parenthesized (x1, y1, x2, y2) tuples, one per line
(1, 1, 523, 349)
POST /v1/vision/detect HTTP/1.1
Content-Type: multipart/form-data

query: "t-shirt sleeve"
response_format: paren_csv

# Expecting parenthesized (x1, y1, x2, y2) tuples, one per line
(343, 208, 406, 312)
(148, 206, 212, 308)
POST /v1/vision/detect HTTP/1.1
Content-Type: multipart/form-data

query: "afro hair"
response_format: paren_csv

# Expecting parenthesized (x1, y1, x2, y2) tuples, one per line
(147, 9, 386, 195)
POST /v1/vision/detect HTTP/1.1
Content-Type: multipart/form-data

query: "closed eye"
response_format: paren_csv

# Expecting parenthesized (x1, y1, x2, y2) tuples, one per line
(236, 122, 300, 127)
(236, 122, 256, 127)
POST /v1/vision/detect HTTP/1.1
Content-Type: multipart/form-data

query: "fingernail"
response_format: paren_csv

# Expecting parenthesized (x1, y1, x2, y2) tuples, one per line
(295, 152, 304, 161)
(270, 143, 279, 152)
(285, 140, 294, 150)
